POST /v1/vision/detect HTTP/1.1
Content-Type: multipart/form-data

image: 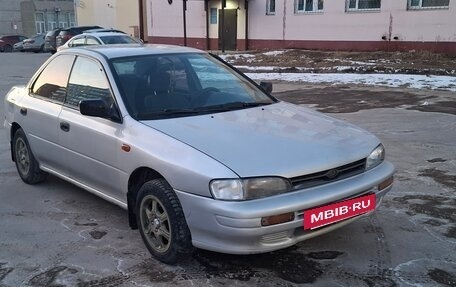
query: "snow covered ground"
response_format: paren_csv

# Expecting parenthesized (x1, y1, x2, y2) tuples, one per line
(245, 72, 456, 92)
(218, 50, 456, 91)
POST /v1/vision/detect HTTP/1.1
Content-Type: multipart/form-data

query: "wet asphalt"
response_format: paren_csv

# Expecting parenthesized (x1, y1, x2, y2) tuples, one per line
(0, 53, 455, 287)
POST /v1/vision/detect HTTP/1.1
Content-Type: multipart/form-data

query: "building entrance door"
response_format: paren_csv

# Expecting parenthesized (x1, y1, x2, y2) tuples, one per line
(218, 9, 237, 50)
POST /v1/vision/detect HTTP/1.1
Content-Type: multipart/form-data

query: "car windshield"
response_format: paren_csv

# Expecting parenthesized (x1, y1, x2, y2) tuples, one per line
(100, 35, 138, 44)
(111, 53, 275, 120)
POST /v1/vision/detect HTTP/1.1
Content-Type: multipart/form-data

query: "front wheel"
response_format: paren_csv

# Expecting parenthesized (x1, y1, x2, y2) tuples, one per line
(13, 129, 48, 184)
(136, 179, 193, 264)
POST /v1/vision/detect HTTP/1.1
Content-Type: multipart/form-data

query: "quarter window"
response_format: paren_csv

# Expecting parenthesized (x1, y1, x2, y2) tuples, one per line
(267, 0, 276, 15)
(65, 57, 113, 109)
(31, 54, 75, 103)
(296, 0, 324, 13)
(408, 0, 449, 9)
(346, 0, 381, 11)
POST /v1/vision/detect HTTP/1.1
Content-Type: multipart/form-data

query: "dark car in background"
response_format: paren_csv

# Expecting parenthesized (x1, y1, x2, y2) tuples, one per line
(0, 35, 27, 52)
(55, 26, 102, 49)
(44, 29, 62, 54)
(23, 34, 45, 53)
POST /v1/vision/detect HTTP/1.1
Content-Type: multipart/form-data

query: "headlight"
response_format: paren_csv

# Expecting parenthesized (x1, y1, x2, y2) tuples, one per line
(210, 177, 292, 201)
(366, 144, 385, 170)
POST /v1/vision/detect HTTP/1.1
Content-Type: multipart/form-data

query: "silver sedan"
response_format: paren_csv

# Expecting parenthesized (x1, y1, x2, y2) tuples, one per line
(4, 45, 394, 264)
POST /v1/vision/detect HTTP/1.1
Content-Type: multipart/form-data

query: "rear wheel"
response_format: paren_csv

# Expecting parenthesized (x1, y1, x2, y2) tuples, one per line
(4, 45, 12, 52)
(13, 129, 48, 184)
(136, 179, 192, 264)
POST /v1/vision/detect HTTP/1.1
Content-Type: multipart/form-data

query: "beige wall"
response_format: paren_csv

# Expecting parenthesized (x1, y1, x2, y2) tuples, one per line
(76, 0, 140, 37)
(248, 0, 456, 42)
(148, 0, 246, 39)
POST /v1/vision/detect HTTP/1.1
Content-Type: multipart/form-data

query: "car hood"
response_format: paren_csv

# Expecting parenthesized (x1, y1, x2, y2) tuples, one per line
(141, 102, 380, 178)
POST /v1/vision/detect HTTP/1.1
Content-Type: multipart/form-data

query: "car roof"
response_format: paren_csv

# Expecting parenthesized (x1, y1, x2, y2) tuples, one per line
(84, 28, 126, 34)
(62, 44, 205, 59)
(81, 32, 131, 37)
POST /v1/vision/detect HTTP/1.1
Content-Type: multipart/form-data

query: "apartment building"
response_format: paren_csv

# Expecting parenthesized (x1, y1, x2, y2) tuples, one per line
(146, 0, 455, 54)
(0, 0, 75, 36)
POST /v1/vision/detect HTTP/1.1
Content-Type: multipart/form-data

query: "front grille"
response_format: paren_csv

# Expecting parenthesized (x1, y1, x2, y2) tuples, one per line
(290, 158, 366, 190)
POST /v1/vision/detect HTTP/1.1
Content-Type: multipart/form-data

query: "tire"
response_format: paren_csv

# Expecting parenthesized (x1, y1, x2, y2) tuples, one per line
(4, 45, 12, 52)
(136, 179, 193, 264)
(13, 129, 48, 184)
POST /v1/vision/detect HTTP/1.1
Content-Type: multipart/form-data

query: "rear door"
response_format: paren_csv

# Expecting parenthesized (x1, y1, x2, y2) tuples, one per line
(23, 54, 75, 174)
(58, 55, 124, 200)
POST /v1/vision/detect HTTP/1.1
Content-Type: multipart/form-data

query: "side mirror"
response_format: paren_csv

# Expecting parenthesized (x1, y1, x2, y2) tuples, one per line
(79, 99, 121, 123)
(260, 81, 273, 94)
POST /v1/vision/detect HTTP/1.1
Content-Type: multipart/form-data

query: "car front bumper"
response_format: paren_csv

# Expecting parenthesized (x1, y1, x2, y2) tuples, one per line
(175, 161, 395, 254)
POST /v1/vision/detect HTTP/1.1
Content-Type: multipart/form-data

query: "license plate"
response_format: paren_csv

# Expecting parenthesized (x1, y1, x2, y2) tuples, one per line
(304, 194, 376, 230)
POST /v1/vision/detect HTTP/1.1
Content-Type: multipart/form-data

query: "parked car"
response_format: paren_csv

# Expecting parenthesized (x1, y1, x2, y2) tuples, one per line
(4, 45, 394, 264)
(0, 35, 27, 52)
(57, 32, 141, 51)
(23, 34, 46, 53)
(13, 40, 25, 52)
(55, 26, 102, 49)
(44, 29, 62, 54)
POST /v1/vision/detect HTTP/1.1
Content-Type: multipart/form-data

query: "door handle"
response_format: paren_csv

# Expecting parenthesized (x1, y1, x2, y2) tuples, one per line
(60, 121, 70, 132)
(20, 107, 27, 116)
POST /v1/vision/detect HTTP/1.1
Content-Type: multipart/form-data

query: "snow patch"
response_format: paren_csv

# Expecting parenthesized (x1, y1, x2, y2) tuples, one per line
(245, 72, 456, 91)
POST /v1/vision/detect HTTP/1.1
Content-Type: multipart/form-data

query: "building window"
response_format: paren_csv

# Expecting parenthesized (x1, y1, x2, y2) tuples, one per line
(346, 0, 381, 11)
(267, 0, 276, 15)
(408, 0, 449, 9)
(69, 12, 76, 26)
(210, 8, 217, 24)
(296, 0, 324, 13)
(35, 12, 46, 34)
(58, 13, 67, 28)
(47, 12, 57, 30)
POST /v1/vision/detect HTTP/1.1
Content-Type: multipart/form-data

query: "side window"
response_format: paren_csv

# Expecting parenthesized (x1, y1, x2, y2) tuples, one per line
(31, 54, 75, 103)
(86, 37, 100, 45)
(70, 37, 85, 47)
(65, 56, 113, 109)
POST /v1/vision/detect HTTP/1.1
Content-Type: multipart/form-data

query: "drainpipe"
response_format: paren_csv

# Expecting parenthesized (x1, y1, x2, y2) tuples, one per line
(205, 0, 209, 50)
(138, 0, 145, 42)
(245, 0, 248, 50)
(221, 0, 225, 52)
(183, 0, 187, 46)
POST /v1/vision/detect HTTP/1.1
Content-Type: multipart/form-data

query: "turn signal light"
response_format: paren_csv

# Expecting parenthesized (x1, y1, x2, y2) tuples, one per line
(378, 176, 394, 190)
(261, 212, 295, 226)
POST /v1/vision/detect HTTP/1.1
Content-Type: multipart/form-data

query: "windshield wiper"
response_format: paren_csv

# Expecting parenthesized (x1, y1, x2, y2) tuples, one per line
(138, 102, 273, 120)
(138, 108, 201, 119)
(196, 101, 272, 113)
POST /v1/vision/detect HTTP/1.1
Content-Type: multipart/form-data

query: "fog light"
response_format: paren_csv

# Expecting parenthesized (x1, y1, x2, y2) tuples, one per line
(378, 176, 394, 190)
(261, 212, 295, 226)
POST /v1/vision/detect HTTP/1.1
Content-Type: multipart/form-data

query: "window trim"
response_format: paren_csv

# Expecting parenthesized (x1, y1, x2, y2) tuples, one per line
(346, 0, 381, 12)
(295, 0, 324, 14)
(266, 0, 276, 15)
(407, 0, 450, 10)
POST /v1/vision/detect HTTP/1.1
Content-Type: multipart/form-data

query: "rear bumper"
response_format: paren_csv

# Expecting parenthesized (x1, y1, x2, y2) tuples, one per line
(175, 161, 395, 254)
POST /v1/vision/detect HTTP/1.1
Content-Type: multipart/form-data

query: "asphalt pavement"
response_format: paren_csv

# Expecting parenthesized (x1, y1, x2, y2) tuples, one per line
(0, 52, 455, 287)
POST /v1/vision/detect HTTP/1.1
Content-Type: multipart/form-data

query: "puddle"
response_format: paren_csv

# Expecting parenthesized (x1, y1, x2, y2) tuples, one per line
(428, 268, 456, 286)
(89, 230, 107, 240)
